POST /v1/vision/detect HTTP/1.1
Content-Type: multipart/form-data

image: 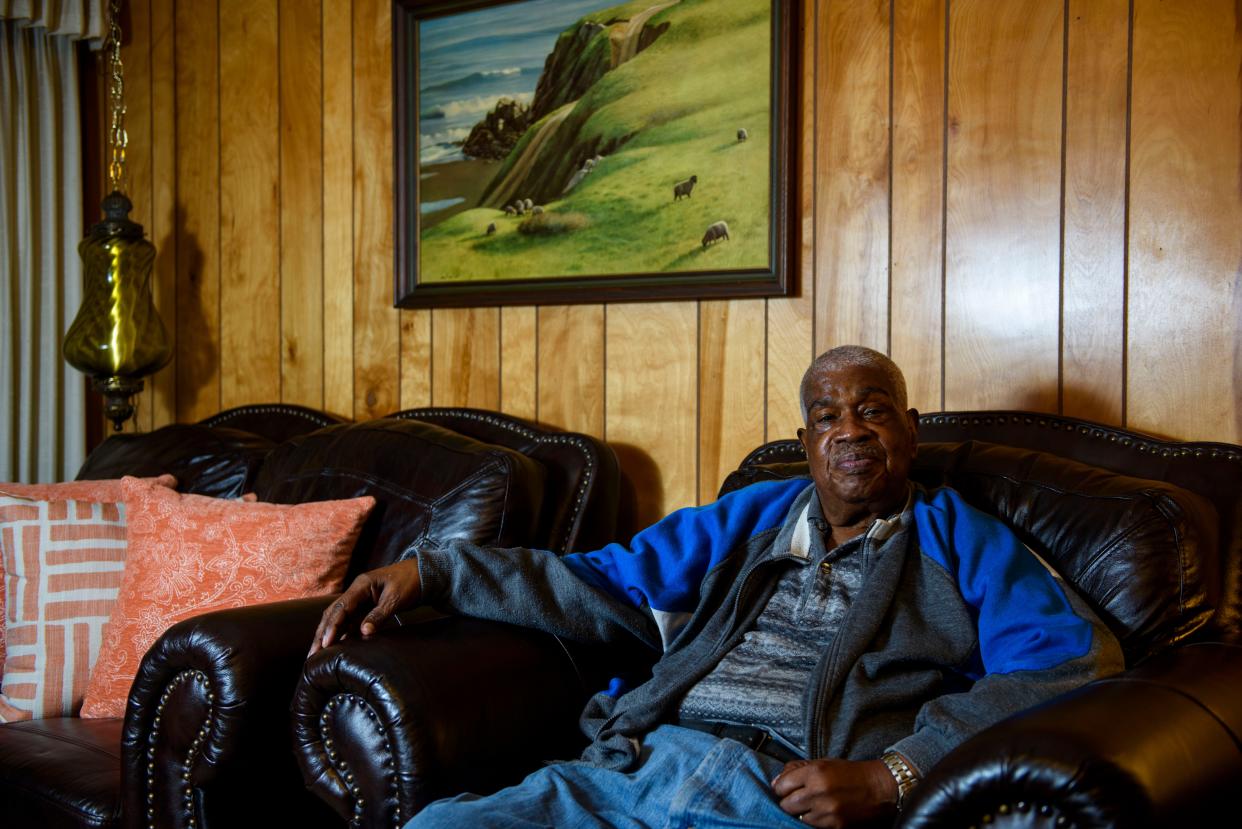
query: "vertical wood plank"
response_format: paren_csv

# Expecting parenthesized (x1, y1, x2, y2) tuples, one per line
(219, 0, 280, 408)
(766, 0, 816, 441)
(944, 0, 1063, 411)
(814, 0, 890, 355)
(1062, 0, 1128, 424)
(891, 0, 946, 414)
(352, 0, 399, 420)
(538, 305, 605, 435)
(431, 308, 501, 409)
(606, 304, 697, 524)
(149, 0, 177, 427)
(121, 0, 155, 432)
(500, 307, 537, 420)
(280, 0, 325, 408)
(1128, 0, 1242, 442)
(323, 0, 354, 418)
(399, 309, 432, 410)
(700, 300, 766, 501)
(174, 0, 221, 422)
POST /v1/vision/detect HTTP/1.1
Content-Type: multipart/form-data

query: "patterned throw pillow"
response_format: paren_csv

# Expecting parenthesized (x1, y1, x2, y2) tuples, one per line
(80, 477, 375, 719)
(0, 476, 177, 721)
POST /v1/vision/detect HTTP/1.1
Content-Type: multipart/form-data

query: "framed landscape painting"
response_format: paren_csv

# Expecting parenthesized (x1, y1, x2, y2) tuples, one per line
(393, 0, 799, 308)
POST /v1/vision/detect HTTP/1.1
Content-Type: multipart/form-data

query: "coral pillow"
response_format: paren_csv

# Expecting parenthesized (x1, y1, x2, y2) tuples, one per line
(80, 477, 374, 718)
(0, 475, 176, 720)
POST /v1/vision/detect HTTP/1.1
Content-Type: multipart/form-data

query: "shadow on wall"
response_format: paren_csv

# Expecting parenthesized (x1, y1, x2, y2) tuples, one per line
(173, 205, 216, 417)
(610, 442, 662, 542)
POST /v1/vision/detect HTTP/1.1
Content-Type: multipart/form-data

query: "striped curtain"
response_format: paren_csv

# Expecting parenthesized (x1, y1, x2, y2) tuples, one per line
(0, 1, 104, 482)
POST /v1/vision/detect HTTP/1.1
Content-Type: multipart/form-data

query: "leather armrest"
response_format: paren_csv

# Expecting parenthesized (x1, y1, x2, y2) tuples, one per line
(120, 596, 338, 829)
(292, 614, 611, 827)
(899, 642, 1242, 829)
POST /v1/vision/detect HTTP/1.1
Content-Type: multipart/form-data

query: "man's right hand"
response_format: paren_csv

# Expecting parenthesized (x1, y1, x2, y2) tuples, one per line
(309, 559, 423, 656)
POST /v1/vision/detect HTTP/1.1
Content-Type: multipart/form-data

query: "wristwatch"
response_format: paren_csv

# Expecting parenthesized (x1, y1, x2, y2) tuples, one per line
(880, 751, 919, 811)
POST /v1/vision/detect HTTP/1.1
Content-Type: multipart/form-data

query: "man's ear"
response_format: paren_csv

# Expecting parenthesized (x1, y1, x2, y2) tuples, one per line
(906, 409, 920, 451)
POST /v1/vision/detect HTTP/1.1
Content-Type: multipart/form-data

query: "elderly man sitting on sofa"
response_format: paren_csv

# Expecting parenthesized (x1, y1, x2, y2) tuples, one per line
(311, 345, 1123, 829)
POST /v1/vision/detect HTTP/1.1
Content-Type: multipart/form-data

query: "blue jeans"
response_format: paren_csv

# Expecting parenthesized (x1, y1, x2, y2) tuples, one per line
(406, 724, 805, 829)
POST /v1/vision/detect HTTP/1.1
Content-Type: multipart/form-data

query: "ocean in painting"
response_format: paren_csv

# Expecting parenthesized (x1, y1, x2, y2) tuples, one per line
(418, 0, 618, 170)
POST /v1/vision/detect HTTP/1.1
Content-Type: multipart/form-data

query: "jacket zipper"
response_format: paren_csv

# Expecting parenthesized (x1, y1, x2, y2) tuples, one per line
(711, 553, 802, 653)
(804, 535, 871, 758)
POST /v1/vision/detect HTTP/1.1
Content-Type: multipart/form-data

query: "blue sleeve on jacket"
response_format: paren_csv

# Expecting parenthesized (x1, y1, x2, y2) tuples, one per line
(912, 487, 1094, 678)
(562, 478, 811, 614)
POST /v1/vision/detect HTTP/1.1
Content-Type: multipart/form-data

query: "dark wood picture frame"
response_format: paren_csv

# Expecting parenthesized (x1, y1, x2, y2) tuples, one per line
(393, 0, 799, 308)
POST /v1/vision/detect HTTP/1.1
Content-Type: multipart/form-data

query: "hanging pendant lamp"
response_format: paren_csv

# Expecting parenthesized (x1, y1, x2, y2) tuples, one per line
(63, 0, 171, 431)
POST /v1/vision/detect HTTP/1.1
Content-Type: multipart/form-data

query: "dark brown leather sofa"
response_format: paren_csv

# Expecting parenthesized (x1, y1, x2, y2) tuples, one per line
(0, 404, 619, 829)
(293, 411, 1242, 829)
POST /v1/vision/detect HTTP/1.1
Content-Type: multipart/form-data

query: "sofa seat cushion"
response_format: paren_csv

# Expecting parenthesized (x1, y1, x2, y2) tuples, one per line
(0, 716, 121, 829)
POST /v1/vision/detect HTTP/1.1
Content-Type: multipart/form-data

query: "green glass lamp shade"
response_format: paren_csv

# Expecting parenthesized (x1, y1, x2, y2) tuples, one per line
(64, 191, 172, 429)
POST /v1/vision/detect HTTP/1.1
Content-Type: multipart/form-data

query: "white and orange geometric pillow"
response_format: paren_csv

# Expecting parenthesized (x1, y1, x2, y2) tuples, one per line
(80, 478, 374, 718)
(0, 497, 128, 721)
(0, 475, 177, 683)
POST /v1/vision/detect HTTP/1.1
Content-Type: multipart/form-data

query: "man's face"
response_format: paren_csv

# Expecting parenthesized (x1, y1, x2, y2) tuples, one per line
(797, 363, 918, 524)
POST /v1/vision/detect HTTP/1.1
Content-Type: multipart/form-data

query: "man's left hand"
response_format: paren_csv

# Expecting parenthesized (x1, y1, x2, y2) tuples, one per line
(770, 758, 897, 828)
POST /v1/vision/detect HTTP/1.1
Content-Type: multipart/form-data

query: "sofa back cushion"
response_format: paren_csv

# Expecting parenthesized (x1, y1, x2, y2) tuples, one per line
(393, 409, 620, 554)
(75, 424, 275, 498)
(722, 439, 1217, 664)
(250, 418, 547, 579)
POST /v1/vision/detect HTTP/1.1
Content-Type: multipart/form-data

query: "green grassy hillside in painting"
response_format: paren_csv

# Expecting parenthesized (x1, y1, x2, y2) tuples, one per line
(420, 0, 772, 283)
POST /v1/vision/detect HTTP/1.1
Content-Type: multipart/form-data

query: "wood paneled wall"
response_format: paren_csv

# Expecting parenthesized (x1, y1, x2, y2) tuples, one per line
(111, 0, 1242, 528)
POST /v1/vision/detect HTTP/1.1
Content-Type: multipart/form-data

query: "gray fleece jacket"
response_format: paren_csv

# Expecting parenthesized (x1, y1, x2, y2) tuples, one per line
(416, 479, 1123, 774)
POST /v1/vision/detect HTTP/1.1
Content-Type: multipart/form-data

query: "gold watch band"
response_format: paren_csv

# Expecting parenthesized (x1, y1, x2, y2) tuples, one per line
(880, 751, 919, 811)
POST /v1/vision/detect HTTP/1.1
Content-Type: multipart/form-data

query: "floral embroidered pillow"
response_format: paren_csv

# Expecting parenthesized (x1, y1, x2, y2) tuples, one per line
(80, 477, 374, 718)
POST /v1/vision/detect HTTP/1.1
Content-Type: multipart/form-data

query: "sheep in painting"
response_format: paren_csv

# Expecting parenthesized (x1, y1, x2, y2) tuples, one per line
(503, 205, 516, 216)
(486, 222, 496, 235)
(673, 175, 698, 200)
(737, 127, 748, 142)
(701, 220, 730, 248)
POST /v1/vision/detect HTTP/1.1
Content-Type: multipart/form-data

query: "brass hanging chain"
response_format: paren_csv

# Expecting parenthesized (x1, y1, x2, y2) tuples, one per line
(105, 0, 127, 192)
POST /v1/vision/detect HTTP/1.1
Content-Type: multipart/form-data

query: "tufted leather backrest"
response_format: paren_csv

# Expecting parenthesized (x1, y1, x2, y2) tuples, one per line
(917, 412, 1242, 645)
(249, 418, 547, 580)
(391, 408, 620, 554)
(75, 405, 620, 566)
(720, 414, 1237, 663)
